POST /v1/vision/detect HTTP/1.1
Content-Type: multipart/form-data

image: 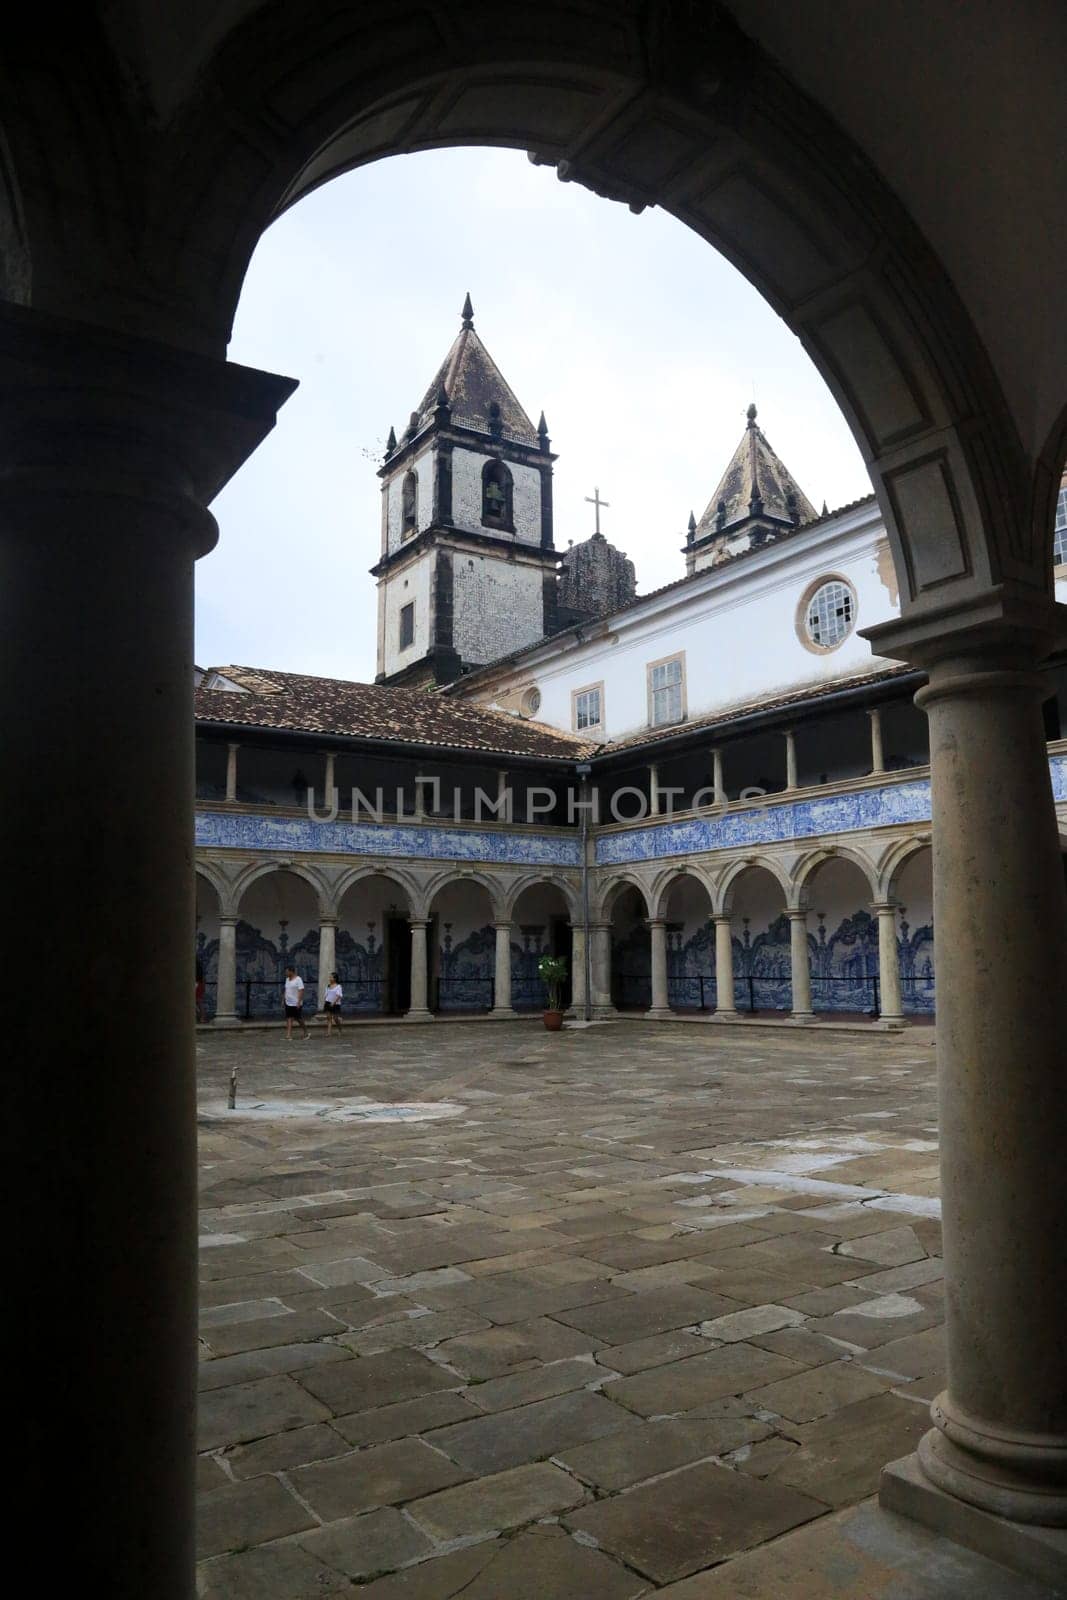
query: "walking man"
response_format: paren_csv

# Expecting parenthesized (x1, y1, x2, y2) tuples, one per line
(283, 965, 310, 1040)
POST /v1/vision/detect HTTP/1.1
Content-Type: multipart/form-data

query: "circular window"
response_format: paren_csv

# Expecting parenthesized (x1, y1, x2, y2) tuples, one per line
(521, 687, 542, 716)
(802, 579, 855, 651)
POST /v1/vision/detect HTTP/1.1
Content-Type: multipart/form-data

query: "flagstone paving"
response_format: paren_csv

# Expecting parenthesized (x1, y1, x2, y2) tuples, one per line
(192, 1020, 1054, 1597)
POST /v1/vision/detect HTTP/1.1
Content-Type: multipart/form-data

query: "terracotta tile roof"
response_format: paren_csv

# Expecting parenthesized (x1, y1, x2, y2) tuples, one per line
(195, 666, 594, 760)
(599, 663, 918, 756)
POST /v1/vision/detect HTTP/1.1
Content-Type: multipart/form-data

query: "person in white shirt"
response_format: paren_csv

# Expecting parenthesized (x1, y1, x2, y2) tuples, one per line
(283, 967, 310, 1040)
(323, 973, 344, 1036)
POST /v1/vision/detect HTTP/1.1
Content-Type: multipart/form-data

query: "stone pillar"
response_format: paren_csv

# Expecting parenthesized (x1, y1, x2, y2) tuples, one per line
(869, 602, 1067, 1544)
(872, 902, 905, 1027)
(648, 762, 660, 816)
(787, 909, 814, 1020)
(569, 922, 588, 1016)
(784, 727, 798, 790)
(406, 920, 433, 1021)
(588, 922, 616, 1018)
(868, 706, 885, 774)
(323, 750, 336, 811)
(496, 768, 510, 821)
(713, 915, 737, 1018)
(225, 741, 239, 802)
(3, 304, 295, 1598)
(316, 916, 336, 1017)
(214, 916, 240, 1027)
(492, 922, 516, 1016)
(711, 747, 725, 806)
(646, 919, 671, 1018)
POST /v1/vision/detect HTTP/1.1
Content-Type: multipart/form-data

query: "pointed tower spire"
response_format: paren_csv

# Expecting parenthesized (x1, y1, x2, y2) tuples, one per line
(746, 402, 758, 429)
(460, 291, 474, 329)
(688, 400, 817, 563)
(687, 510, 697, 543)
(538, 411, 550, 452)
(385, 424, 397, 456)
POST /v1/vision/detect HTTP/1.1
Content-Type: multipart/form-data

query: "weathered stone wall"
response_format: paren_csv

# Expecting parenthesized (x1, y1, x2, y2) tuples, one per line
(558, 531, 636, 624)
(452, 551, 546, 665)
(451, 447, 542, 545)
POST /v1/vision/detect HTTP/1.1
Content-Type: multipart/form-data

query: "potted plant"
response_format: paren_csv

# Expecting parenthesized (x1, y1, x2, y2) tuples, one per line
(538, 954, 568, 1031)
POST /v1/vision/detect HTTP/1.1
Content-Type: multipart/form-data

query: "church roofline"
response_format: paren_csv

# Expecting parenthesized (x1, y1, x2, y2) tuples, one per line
(445, 491, 879, 690)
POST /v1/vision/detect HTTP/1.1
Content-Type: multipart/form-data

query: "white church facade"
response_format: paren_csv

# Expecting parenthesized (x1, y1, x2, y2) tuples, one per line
(194, 301, 1067, 1027)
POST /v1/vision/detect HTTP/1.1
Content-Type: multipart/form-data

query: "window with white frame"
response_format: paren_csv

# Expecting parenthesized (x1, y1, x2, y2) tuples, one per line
(573, 684, 603, 732)
(1054, 485, 1067, 568)
(804, 579, 855, 649)
(648, 655, 685, 727)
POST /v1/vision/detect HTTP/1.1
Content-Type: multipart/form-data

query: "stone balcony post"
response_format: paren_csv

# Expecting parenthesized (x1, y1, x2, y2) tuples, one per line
(569, 922, 588, 1017)
(588, 922, 616, 1018)
(784, 727, 799, 790)
(225, 741, 239, 802)
(316, 915, 337, 1017)
(868, 706, 885, 774)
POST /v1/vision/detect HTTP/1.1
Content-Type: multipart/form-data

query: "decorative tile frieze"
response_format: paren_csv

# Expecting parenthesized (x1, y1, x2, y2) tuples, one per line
(194, 810, 582, 867)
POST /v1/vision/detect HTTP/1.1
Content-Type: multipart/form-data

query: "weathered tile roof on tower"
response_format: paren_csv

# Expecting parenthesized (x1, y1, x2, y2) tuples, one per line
(413, 293, 539, 444)
(694, 404, 817, 539)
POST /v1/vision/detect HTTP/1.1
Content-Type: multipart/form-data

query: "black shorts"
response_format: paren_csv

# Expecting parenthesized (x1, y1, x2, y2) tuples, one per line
(324, 1001, 341, 1014)
(284, 1004, 303, 1018)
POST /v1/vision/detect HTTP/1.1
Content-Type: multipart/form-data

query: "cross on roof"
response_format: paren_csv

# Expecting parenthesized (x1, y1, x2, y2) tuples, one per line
(585, 486, 610, 535)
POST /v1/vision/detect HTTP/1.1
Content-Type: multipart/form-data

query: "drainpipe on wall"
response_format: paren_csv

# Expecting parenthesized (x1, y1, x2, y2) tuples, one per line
(576, 761, 593, 1021)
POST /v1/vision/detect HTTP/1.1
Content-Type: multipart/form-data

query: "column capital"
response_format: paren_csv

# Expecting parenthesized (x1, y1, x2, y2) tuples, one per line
(785, 906, 809, 921)
(318, 913, 338, 927)
(227, 738, 241, 750)
(492, 920, 513, 932)
(863, 586, 1067, 673)
(0, 302, 296, 553)
(870, 900, 899, 915)
(219, 913, 238, 927)
(408, 918, 429, 930)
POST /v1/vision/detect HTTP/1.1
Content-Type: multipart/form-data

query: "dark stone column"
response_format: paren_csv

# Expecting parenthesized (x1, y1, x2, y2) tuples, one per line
(2, 304, 295, 1598)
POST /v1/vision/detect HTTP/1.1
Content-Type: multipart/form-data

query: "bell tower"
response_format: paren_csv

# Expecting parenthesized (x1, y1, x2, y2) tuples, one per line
(374, 295, 558, 687)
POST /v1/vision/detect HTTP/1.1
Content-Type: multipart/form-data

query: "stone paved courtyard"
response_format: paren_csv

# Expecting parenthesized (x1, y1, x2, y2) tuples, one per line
(194, 1021, 1058, 1599)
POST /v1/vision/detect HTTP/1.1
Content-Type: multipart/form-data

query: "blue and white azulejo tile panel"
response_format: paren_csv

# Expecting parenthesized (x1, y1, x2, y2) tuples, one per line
(596, 779, 934, 865)
(195, 810, 582, 867)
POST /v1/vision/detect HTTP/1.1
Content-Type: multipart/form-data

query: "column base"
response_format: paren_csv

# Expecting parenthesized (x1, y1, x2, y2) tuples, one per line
(403, 1009, 435, 1023)
(881, 1453, 1067, 1588)
(490, 1007, 518, 1019)
(789, 1011, 817, 1024)
(876, 1014, 907, 1030)
(712, 1009, 738, 1021)
(212, 1013, 241, 1029)
(644, 1007, 674, 1021)
(590, 1003, 618, 1019)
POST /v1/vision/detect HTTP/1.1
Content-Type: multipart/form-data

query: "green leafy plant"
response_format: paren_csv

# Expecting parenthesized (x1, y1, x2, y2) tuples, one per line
(538, 954, 568, 1012)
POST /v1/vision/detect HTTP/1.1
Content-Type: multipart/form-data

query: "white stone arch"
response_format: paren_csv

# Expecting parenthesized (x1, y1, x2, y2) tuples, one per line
(421, 866, 505, 922)
(230, 857, 334, 919)
(332, 862, 422, 920)
(502, 871, 579, 923)
(791, 845, 879, 909)
(715, 855, 792, 917)
(649, 863, 716, 921)
(877, 834, 934, 902)
(193, 859, 229, 908)
(594, 871, 654, 923)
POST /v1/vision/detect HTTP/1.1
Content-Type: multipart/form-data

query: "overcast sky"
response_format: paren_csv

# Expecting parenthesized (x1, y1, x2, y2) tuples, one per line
(197, 147, 872, 681)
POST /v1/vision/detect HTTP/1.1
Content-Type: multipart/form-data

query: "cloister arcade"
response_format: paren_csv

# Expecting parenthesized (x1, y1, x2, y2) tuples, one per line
(195, 831, 935, 1030)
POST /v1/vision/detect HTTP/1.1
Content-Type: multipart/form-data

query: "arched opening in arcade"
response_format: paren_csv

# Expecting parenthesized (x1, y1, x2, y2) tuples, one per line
(427, 877, 498, 1014)
(721, 863, 791, 1015)
(234, 868, 322, 1019)
(335, 871, 415, 1016)
(508, 880, 574, 1013)
(194, 872, 221, 1022)
(659, 871, 715, 1013)
(795, 854, 881, 1019)
(887, 844, 936, 1021)
(606, 881, 652, 1012)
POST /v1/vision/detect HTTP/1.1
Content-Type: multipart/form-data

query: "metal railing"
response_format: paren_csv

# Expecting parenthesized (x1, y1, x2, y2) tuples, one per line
(810, 974, 881, 1016)
(667, 975, 716, 1011)
(241, 979, 318, 1019)
(733, 975, 792, 1014)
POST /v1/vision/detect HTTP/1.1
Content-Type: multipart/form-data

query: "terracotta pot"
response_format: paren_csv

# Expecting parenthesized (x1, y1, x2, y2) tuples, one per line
(542, 1009, 564, 1032)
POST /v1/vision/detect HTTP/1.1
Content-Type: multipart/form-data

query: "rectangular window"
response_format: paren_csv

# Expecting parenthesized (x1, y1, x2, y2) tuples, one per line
(399, 601, 415, 650)
(573, 683, 603, 732)
(1054, 485, 1067, 568)
(648, 654, 685, 727)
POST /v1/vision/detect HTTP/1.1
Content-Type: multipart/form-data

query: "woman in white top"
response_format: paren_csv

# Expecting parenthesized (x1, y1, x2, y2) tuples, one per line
(323, 973, 344, 1035)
